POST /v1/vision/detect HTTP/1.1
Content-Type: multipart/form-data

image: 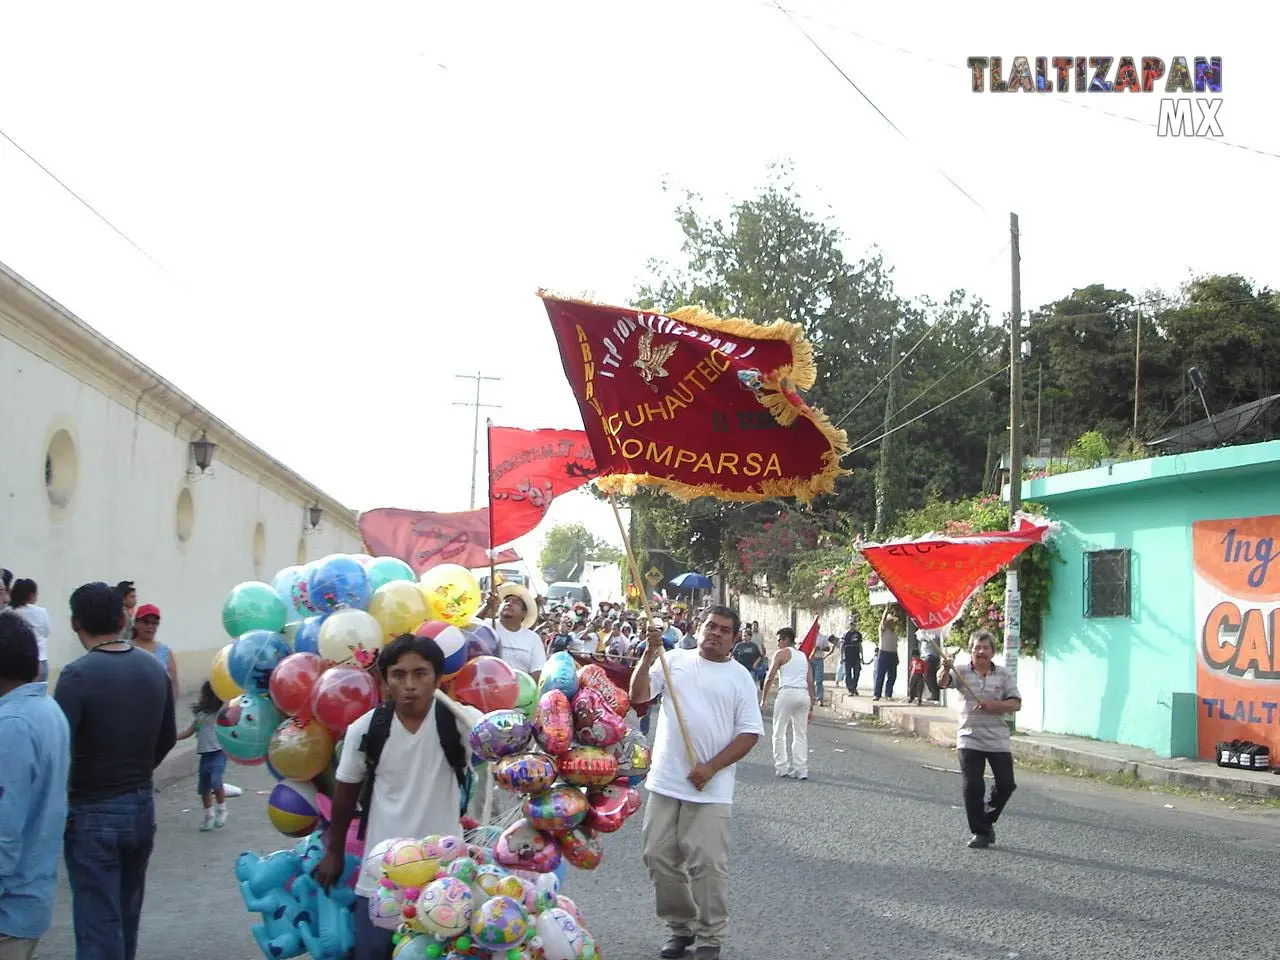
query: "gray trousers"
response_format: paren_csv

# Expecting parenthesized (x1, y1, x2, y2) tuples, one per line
(642, 792, 733, 947)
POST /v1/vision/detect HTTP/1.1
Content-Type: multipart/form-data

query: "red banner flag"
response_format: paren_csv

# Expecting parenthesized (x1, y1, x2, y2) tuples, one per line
(857, 516, 1055, 631)
(488, 425, 598, 547)
(358, 507, 519, 575)
(797, 615, 821, 659)
(541, 294, 848, 502)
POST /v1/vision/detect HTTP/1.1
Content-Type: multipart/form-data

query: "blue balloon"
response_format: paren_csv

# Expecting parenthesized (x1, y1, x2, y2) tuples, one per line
(228, 630, 291, 693)
(463, 623, 501, 660)
(293, 615, 325, 654)
(305, 556, 372, 614)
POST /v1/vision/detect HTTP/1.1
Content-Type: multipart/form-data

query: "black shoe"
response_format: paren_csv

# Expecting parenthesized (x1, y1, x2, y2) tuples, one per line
(872, 695, 881, 701)
(988, 826, 996, 845)
(661, 936, 696, 958)
(694, 947, 721, 960)
(967, 833, 992, 849)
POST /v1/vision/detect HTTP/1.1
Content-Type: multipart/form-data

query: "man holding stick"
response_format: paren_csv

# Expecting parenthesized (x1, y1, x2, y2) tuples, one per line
(630, 606, 763, 960)
(938, 629, 1022, 849)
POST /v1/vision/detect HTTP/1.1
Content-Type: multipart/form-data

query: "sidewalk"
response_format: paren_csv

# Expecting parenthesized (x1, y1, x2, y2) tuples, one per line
(821, 685, 1280, 801)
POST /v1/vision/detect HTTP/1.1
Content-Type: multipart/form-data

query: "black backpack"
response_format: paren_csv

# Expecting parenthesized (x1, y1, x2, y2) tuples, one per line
(355, 699, 473, 840)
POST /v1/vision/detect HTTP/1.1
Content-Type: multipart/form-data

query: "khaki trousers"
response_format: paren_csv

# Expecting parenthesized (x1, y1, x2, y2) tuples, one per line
(0, 936, 38, 960)
(642, 792, 732, 946)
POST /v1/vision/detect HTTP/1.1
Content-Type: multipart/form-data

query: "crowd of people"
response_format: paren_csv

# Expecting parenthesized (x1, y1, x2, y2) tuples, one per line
(0, 570, 1021, 960)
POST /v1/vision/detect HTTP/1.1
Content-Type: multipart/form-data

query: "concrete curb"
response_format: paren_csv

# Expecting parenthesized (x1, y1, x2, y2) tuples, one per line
(823, 688, 1280, 801)
(154, 738, 200, 791)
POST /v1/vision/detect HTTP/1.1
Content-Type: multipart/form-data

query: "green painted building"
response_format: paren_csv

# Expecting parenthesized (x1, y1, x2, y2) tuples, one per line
(1017, 439, 1280, 758)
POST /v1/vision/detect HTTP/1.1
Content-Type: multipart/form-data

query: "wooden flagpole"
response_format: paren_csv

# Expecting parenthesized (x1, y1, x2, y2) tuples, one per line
(486, 419, 497, 628)
(608, 493, 698, 768)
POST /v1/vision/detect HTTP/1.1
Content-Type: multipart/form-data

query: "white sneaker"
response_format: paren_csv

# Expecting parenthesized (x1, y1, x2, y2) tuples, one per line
(213, 805, 228, 828)
(200, 813, 215, 832)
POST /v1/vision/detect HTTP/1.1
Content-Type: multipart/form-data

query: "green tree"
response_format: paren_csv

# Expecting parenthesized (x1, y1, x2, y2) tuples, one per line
(539, 523, 622, 583)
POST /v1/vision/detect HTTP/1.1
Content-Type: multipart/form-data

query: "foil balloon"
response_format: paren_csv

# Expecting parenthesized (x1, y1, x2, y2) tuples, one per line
(512, 669, 538, 716)
(535, 907, 591, 960)
(419, 564, 483, 627)
(555, 895, 584, 927)
(558, 745, 618, 788)
(469, 709, 534, 762)
(416, 877, 474, 938)
(383, 838, 438, 889)
(612, 728, 652, 780)
(555, 825, 603, 871)
(463, 623, 501, 660)
(446, 856, 479, 886)
(306, 555, 373, 614)
(576, 664, 630, 717)
(470, 895, 530, 952)
(494, 753, 559, 795)
(584, 780, 641, 833)
(532, 690, 573, 756)
(222, 581, 288, 638)
(537, 652, 579, 700)
(494, 819, 562, 874)
(269, 652, 325, 718)
(570, 688, 627, 748)
(317, 608, 385, 668)
(368, 879, 407, 931)
(523, 786, 589, 833)
(448, 656, 518, 712)
(368, 580, 431, 644)
(423, 834, 468, 866)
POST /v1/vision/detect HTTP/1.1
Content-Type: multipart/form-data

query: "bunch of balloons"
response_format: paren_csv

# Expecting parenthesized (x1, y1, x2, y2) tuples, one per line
(466, 650, 651, 877)
(365, 833, 598, 960)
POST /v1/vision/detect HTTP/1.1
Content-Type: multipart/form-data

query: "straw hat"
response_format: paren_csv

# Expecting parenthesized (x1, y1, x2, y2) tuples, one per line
(497, 582, 538, 630)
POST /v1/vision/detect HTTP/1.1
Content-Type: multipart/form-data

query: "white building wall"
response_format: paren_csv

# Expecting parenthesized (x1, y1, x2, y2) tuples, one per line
(0, 264, 361, 689)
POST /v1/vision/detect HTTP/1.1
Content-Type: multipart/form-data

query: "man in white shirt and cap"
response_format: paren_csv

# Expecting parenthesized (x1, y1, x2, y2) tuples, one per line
(491, 583, 545, 681)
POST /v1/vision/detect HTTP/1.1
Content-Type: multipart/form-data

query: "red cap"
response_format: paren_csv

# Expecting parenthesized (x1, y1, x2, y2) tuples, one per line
(135, 603, 161, 621)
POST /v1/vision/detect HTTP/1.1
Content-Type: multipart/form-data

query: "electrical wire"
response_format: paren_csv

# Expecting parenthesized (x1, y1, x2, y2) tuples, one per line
(831, 316, 950, 428)
(0, 125, 167, 271)
(766, 0, 988, 214)
(845, 364, 1011, 457)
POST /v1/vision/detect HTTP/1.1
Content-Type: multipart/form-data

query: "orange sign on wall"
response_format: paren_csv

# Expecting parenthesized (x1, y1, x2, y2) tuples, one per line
(1192, 515, 1280, 759)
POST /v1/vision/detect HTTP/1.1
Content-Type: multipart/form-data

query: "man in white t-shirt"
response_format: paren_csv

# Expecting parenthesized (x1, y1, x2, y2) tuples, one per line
(314, 634, 481, 960)
(493, 583, 546, 680)
(630, 606, 763, 960)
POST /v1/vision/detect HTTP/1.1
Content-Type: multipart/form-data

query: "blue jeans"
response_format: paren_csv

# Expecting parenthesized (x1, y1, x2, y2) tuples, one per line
(64, 789, 156, 960)
(353, 896, 393, 960)
(811, 659, 825, 701)
(874, 651, 899, 698)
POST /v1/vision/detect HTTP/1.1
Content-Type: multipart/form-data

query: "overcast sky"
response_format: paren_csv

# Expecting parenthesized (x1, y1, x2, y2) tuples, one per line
(1, 1, 1272, 561)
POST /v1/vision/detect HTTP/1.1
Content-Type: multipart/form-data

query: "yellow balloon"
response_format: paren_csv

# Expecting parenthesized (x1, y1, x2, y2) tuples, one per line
(210, 643, 243, 703)
(419, 563, 482, 628)
(368, 580, 431, 643)
(318, 608, 384, 666)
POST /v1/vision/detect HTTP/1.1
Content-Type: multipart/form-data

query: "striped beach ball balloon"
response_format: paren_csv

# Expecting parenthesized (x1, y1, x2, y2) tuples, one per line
(414, 621, 469, 678)
(267, 780, 322, 838)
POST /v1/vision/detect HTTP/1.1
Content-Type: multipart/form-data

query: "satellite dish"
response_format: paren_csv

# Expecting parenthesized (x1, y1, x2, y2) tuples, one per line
(1147, 393, 1280, 452)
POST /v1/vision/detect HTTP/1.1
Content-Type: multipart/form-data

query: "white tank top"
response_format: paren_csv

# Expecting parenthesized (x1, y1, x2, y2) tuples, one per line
(777, 648, 809, 688)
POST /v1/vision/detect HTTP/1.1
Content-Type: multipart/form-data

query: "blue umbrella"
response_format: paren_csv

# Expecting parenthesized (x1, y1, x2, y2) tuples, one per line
(670, 572, 713, 590)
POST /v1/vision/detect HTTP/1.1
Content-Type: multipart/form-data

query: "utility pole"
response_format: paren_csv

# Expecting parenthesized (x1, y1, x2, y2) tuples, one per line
(1005, 213, 1024, 721)
(454, 372, 502, 509)
(1132, 304, 1142, 436)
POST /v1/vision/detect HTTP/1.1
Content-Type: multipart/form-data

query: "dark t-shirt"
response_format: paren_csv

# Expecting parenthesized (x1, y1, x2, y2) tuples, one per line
(731, 640, 763, 671)
(842, 630, 864, 660)
(54, 646, 177, 805)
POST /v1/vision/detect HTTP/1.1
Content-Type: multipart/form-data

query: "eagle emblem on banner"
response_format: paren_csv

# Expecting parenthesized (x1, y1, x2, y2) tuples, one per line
(633, 329, 677, 392)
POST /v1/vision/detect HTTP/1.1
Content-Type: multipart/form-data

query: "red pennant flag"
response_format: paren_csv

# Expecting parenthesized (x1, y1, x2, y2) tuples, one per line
(797, 615, 821, 658)
(488, 425, 598, 547)
(541, 293, 848, 503)
(358, 507, 519, 575)
(857, 517, 1054, 631)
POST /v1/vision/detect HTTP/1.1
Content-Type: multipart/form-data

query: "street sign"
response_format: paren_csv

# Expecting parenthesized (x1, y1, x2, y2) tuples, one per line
(645, 566, 662, 587)
(1003, 568, 1022, 733)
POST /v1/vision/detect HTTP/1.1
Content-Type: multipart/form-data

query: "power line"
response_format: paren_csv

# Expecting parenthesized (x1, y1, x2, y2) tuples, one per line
(0, 125, 167, 271)
(766, 1, 988, 214)
(831, 315, 949, 428)
(845, 364, 1011, 457)
(765, 2, 1280, 162)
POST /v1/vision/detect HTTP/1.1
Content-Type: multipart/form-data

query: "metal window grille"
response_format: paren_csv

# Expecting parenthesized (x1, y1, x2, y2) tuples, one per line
(1084, 549, 1131, 618)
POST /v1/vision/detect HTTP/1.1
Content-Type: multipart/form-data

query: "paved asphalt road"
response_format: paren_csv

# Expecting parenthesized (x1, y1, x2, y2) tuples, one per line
(36, 714, 1280, 960)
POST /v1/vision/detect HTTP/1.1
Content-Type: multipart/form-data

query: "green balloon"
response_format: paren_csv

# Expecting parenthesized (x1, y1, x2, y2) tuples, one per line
(222, 581, 288, 638)
(366, 556, 418, 593)
(514, 670, 538, 715)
